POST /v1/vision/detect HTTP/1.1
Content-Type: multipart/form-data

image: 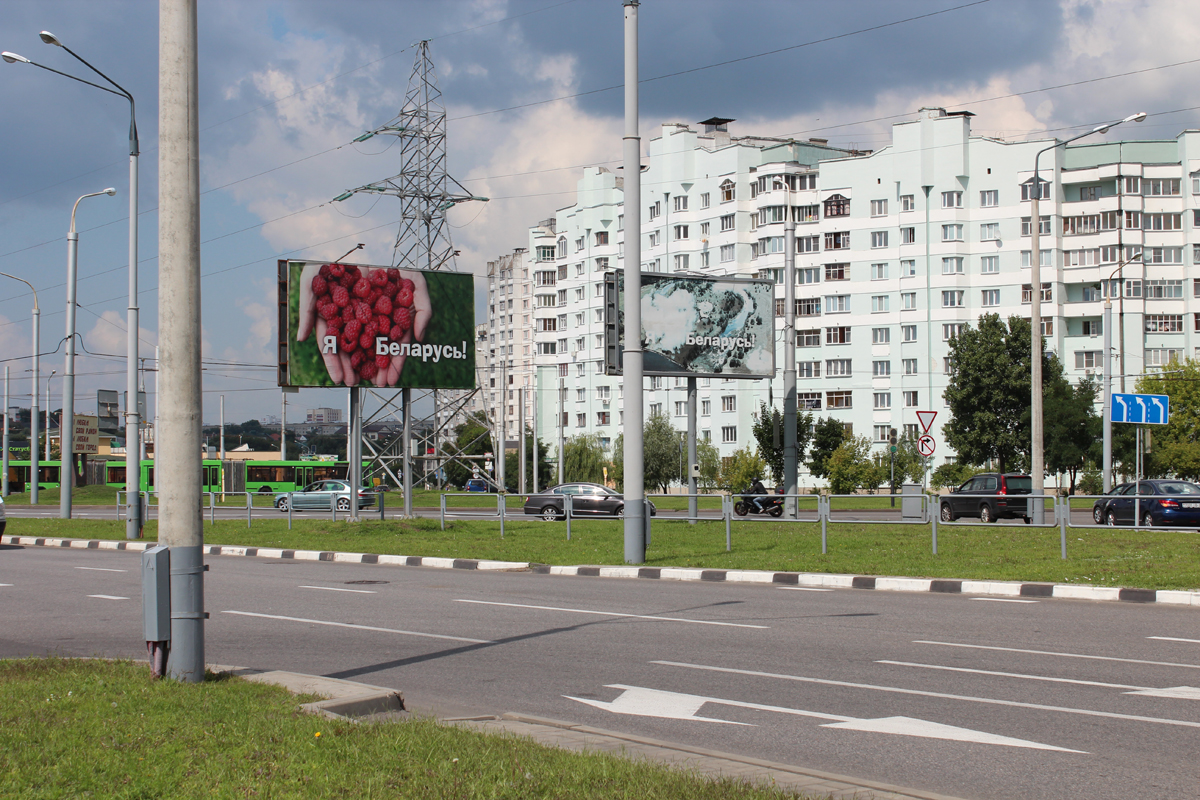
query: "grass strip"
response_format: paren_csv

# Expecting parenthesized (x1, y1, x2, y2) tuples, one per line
(8, 515, 1200, 591)
(0, 658, 799, 800)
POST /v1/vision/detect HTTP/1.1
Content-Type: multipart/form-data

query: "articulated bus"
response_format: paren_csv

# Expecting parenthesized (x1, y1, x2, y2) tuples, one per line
(5, 459, 225, 495)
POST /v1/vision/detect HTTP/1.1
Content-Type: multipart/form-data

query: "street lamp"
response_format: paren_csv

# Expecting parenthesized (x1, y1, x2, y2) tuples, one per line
(1028, 111, 1145, 518)
(44, 370, 56, 462)
(61, 188, 117, 518)
(773, 174, 798, 517)
(4, 33, 142, 539)
(0, 272, 39, 504)
(1101, 251, 1143, 492)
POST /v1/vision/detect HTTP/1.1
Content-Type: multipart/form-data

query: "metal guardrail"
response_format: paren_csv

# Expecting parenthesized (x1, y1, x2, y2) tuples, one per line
(440, 492, 510, 537)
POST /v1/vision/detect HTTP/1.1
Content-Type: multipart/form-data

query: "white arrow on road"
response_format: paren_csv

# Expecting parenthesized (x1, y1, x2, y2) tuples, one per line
(566, 685, 1085, 752)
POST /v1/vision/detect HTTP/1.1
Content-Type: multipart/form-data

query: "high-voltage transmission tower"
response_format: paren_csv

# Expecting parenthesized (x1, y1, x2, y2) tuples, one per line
(331, 41, 488, 514)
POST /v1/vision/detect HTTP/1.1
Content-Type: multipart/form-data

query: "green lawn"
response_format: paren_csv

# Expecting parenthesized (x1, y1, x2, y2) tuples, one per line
(9, 514, 1200, 591)
(0, 658, 797, 800)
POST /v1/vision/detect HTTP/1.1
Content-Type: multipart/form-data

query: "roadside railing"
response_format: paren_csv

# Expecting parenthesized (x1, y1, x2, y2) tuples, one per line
(440, 492, 510, 537)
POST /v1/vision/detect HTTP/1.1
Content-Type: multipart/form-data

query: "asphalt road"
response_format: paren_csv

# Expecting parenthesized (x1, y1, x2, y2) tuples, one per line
(3, 544, 1199, 799)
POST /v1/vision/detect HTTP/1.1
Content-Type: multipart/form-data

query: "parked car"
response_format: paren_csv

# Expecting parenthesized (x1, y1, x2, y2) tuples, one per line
(1091, 483, 1133, 524)
(523, 482, 656, 521)
(1093, 480, 1200, 527)
(275, 480, 376, 512)
(465, 478, 489, 492)
(940, 473, 1032, 523)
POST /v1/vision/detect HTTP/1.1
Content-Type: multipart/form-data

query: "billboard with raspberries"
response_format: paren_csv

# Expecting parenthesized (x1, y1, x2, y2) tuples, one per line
(277, 259, 476, 390)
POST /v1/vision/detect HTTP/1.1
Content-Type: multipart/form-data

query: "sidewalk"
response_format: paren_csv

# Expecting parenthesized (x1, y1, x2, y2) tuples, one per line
(219, 664, 966, 800)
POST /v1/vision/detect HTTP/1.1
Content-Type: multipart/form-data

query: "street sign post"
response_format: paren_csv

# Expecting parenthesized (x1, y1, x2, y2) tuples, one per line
(1110, 393, 1169, 425)
(918, 435, 936, 457)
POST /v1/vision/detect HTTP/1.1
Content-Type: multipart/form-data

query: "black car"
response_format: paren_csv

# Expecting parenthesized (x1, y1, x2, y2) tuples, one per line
(940, 473, 1032, 523)
(1093, 480, 1200, 527)
(523, 482, 656, 521)
(1091, 483, 1132, 524)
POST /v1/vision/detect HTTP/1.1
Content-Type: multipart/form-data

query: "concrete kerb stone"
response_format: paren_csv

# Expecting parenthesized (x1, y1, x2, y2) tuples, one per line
(6, 534, 1200, 608)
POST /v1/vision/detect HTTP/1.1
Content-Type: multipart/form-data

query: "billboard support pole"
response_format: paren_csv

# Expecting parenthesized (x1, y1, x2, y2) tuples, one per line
(621, 0, 645, 564)
(780, 175, 798, 518)
(2, 366, 8, 497)
(532, 376, 539, 493)
(557, 377, 565, 485)
(402, 387, 412, 517)
(349, 387, 360, 520)
(687, 376, 697, 524)
(518, 387, 526, 494)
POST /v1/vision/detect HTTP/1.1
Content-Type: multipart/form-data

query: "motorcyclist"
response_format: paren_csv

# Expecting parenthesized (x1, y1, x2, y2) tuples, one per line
(749, 476, 767, 513)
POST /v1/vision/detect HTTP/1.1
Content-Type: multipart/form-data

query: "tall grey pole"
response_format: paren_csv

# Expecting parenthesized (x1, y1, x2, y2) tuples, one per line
(2, 366, 9, 497)
(219, 395, 225, 460)
(518, 387, 525, 494)
(45, 373, 54, 462)
(1102, 295, 1113, 493)
(687, 376, 697, 523)
(349, 387, 360, 519)
(621, 0, 645, 563)
(158, 0, 204, 682)
(780, 176, 797, 517)
(124, 109, 142, 540)
(498, 358, 506, 493)
(557, 377, 565, 484)
(532, 376, 539, 492)
(31, 307, 40, 505)
(280, 391, 286, 461)
(402, 387, 412, 517)
(1029, 155, 1045, 521)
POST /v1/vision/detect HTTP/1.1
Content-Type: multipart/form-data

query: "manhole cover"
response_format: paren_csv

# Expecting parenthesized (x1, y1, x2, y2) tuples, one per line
(345, 580, 389, 585)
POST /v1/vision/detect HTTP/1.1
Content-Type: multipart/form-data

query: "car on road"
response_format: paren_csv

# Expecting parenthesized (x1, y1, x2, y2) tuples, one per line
(274, 479, 376, 512)
(523, 482, 656, 521)
(1093, 480, 1200, 527)
(464, 478, 489, 492)
(940, 473, 1032, 523)
(1091, 482, 1133, 523)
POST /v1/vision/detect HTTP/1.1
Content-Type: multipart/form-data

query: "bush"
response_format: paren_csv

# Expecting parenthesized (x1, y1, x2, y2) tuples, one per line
(1077, 466, 1103, 496)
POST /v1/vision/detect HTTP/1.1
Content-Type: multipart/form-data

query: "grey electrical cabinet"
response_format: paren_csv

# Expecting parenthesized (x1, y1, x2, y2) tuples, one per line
(142, 545, 171, 641)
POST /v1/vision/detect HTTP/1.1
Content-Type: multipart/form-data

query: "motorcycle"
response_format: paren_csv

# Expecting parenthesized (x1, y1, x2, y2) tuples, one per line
(734, 492, 784, 517)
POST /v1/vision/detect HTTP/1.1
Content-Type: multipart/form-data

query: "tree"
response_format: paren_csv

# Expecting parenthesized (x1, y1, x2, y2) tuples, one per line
(931, 461, 975, 492)
(943, 314, 1033, 474)
(718, 445, 767, 493)
(751, 402, 813, 486)
(643, 412, 681, 493)
(1137, 357, 1200, 480)
(696, 439, 722, 491)
(826, 435, 876, 495)
(807, 417, 847, 479)
(562, 433, 608, 484)
(503, 432, 554, 492)
(1044, 373, 1101, 493)
(443, 413, 492, 489)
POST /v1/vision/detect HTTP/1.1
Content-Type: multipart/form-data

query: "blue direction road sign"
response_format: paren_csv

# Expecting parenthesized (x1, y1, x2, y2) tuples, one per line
(1111, 393, 1170, 425)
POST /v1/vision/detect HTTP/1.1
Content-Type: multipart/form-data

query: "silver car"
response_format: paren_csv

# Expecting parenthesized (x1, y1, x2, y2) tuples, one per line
(275, 479, 376, 512)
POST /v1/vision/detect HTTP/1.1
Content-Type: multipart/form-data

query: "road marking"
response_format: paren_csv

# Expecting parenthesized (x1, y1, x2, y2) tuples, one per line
(778, 587, 834, 592)
(221, 611, 491, 643)
(877, 660, 1200, 699)
(652, 660, 1200, 730)
(0, 583, 12, 587)
(76, 567, 127, 573)
(568, 685, 1083, 752)
(454, 599, 768, 629)
(88, 595, 128, 601)
(915, 640, 1200, 670)
(298, 585, 376, 594)
(971, 597, 1038, 604)
(1149, 636, 1200, 644)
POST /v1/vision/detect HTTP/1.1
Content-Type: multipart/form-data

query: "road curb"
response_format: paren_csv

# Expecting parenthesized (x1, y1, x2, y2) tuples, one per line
(6, 533, 1199, 608)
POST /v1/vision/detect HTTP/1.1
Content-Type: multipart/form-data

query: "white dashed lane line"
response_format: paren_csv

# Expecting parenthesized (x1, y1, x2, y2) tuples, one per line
(454, 599, 770, 629)
(88, 595, 128, 601)
(778, 587, 834, 592)
(1149, 636, 1200, 644)
(971, 597, 1039, 604)
(916, 640, 1200, 670)
(222, 611, 491, 643)
(76, 567, 127, 573)
(298, 585, 377, 594)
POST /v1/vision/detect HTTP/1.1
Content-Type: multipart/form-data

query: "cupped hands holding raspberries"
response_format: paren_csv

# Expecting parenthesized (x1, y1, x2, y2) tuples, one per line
(297, 261, 431, 386)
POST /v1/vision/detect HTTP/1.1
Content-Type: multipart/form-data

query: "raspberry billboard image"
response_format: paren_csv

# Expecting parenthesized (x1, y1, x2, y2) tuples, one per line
(278, 259, 475, 389)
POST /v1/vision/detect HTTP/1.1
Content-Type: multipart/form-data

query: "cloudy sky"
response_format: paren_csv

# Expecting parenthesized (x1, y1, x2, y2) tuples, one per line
(1, 0, 1197, 426)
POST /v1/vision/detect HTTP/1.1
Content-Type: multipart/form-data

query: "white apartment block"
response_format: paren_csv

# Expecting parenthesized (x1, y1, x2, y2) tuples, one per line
(305, 407, 342, 424)
(502, 110, 1200, 483)
(481, 251, 536, 445)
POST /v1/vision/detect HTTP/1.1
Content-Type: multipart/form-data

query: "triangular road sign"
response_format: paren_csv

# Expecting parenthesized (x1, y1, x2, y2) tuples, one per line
(916, 411, 937, 433)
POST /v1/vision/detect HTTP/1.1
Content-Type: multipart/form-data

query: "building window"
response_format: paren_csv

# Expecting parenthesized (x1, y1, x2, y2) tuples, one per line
(1143, 178, 1181, 196)
(871, 295, 890, 313)
(824, 194, 850, 217)
(981, 255, 999, 274)
(674, 195, 688, 212)
(902, 325, 917, 342)
(674, 401, 686, 417)
(871, 199, 888, 216)
(720, 179, 735, 202)
(1021, 216, 1052, 236)
(719, 244, 736, 263)
(700, 192, 710, 208)
(799, 392, 822, 410)
(1146, 348, 1183, 367)
(873, 360, 891, 376)
(827, 391, 853, 409)
(826, 326, 851, 345)
(1063, 249, 1101, 267)
(901, 292, 917, 310)
(826, 359, 852, 377)
(721, 395, 736, 412)
(942, 224, 963, 241)
(648, 201, 661, 219)
(941, 191, 963, 208)
(597, 412, 610, 426)
(900, 227, 915, 244)
(797, 328, 821, 346)
(595, 231, 609, 246)
(871, 262, 889, 280)
(825, 295, 850, 313)
(824, 262, 848, 281)
(980, 189, 998, 207)
(1021, 179, 1050, 201)
(719, 214, 735, 232)
(903, 391, 919, 408)
(1145, 314, 1184, 333)
(700, 251, 710, 268)
(674, 254, 689, 271)
(1074, 351, 1101, 370)
(942, 290, 964, 308)
(981, 289, 1000, 307)
(649, 402, 662, 417)
(797, 298, 822, 317)
(900, 259, 916, 277)
(1143, 279, 1183, 298)
(798, 361, 821, 378)
(576, 413, 586, 427)
(900, 194, 915, 211)
(701, 399, 711, 416)
(873, 392, 891, 410)
(980, 222, 1000, 240)
(1145, 247, 1184, 265)
(942, 257, 964, 274)
(699, 222, 710, 237)
(674, 224, 689, 240)
(942, 323, 966, 340)
(903, 358, 918, 375)
(795, 205, 820, 224)
(721, 425, 737, 443)
(824, 231, 851, 250)
(1022, 283, 1052, 303)
(872, 327, 890, 344)
(1021, 250, 1053, 268)
(871, 231, 889, 248)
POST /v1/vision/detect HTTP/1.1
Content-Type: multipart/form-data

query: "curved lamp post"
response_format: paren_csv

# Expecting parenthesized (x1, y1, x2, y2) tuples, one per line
(0, 272, 39, 504)
(1028, 111, 1145, 518)
(4, 34, 142, 538)
(1101, 251, 1143, 492)
(44, 370, 56, 461)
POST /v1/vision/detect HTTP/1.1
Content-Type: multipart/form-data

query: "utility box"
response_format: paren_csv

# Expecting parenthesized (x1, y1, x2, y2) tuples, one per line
(901, 483, 924, 520)
(142, 545, 171, 642)
(690, 463, 700, 479)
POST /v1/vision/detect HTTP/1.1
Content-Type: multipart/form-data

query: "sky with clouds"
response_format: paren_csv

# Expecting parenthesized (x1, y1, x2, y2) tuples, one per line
(1, 0, 1197, 427)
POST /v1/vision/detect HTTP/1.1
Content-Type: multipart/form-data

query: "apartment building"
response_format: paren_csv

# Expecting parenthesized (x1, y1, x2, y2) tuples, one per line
(500, 110, 1200, 481)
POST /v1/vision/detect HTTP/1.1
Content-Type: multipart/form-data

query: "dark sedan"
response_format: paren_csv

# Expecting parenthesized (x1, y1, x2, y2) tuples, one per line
(523, 483, 656, 521)
(1091, 483, 1132, 523)
(1095, 480, 1200, 527)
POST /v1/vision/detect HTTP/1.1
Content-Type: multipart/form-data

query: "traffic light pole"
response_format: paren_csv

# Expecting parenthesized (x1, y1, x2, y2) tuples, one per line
(889, 427, 897, 508)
